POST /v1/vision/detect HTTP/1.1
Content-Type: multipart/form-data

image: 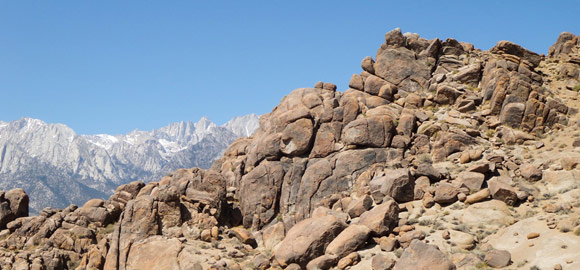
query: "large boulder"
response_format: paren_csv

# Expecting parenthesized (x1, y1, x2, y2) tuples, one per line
(490, 40, 541, 68)
(499, 102, 525, 128)
(461, 200, 515, 227)
(346, 195, 373, 219)
(125, 236, 182, 270)
(374, 33, 431, 93)
(369, 168, 415, 203)
(484, 249, 511, 268)
(549, 32, 577, 58)
(519, 163, 542, 181)
(394, 240, 456, 270)
(76, 199, 112, 226)
(455, 171, 485, 192)
(358, 200, 399, 236)
(166, 168, 226, 216)
(342, 116, 396, 147)
(104, 195, 162, 270)
(325, 224, 371, 258)
(274, 215, 346, 267)
(433, 183, 459, 205)
(431, 132, 477, 162)
(487, 176, 518, 206)
(239, 161, 285, 229)
(0, 189, 29, 229)
(281, 118, 315, 156)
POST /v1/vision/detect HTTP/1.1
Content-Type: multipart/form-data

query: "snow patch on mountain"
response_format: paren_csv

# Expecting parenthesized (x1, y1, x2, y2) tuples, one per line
(0, 114, 259, 213)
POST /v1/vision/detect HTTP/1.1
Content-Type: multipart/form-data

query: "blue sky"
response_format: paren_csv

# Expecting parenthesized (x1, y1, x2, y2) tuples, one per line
(0, 1, 578, 134)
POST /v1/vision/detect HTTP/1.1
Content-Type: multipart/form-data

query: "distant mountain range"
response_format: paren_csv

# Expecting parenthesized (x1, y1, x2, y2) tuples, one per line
(0, 114, 259, 213)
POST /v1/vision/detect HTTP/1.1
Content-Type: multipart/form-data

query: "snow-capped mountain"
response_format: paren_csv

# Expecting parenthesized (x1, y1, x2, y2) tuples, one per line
(0, 114, 259, 213)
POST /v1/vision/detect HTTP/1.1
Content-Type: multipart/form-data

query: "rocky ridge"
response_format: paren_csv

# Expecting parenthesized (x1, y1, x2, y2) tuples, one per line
(1, 29, 580, 270)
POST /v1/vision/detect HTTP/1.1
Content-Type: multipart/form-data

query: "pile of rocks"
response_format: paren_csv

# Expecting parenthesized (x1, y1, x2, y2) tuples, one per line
(0, 29, 580, 270)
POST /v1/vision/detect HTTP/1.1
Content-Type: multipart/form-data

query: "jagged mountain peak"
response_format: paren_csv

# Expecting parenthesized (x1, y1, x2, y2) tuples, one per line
(224, 113, 260, 137)
(0, 114, 259, 213)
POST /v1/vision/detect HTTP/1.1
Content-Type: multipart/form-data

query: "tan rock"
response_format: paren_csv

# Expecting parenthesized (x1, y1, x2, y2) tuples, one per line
(461, 200, 514, 227)
(369, 168, 415, 203)
(337, 252, 360, 269)
(230, 227, 257, 248)
(455, 171, 485, 192)
(487, 176, 518, 206)
(433, 183, 459, 204)
(211, 226, 219, 239)
(393, 239, 455, 270)
(468, 149, 483, 161)
(358, 200, 399, 236)
(379, 236, 398, 252)
(306, 254, 338, 270)
(125, 236, 182, 270)
(262, 222, 285, 250)
(398, 230, 425, 248)
(326, 224, 370, 258)
(372, 252, 396, 270)
(484, 249, 511, 268)
(527, 232, 540, 239)
(464, 188, 490, 204)
(346, 195, 373, 218)
(520, 163, 542, 181)
(275, 215, 346, 267)
(201, 229, 212, 242)
(459, 151, 471, 164)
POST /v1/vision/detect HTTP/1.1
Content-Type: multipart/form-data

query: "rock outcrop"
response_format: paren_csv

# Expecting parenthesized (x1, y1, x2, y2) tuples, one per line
(1, 29, 580, 270)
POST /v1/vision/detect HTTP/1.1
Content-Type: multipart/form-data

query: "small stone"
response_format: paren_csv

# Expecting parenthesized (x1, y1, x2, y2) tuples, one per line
(469, 149, 483, 161)
(306, 254, 338, 270)
(459, 152, 471, 164)
(379, 237, 398, 252)
(442, 230, 450, 240)
(566, 259, 573, 264)
(201, 229, 212, 242)
(323, 82, 337, 91)
(520, 163, 543, 181)
(337, 252, 360, 269)
(400, 225, 414, 233)
(527, 232, 540, 239)
(554, 263, 562, 270)
(211, 226, 219, 239)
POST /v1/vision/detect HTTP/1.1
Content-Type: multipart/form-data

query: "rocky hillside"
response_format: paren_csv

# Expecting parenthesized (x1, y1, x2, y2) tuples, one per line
(0, 29, 579, 270)
(0, 115, 259, 213)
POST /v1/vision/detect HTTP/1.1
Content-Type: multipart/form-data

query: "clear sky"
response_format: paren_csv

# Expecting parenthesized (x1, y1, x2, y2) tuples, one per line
(0, 1, 578, 134)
